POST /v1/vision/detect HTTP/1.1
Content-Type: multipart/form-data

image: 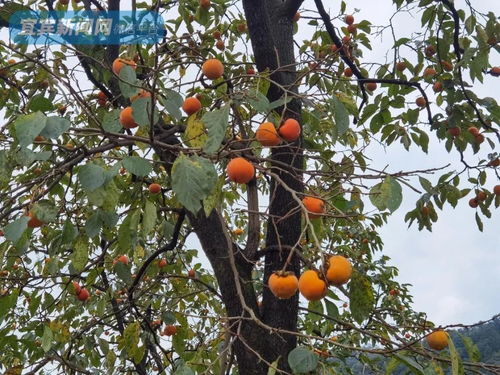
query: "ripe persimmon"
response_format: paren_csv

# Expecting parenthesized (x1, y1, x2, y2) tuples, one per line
(212, 30, 221, 39)
(215, 39, 225, 51)
(202, 58, 224, 80)
(423, 67, 437, 78)
(115, 255, 129, 265)
(469, 198, 478, 208)
(72, 281, 81, 295)
(293, 12, 301, 22)
(447, 127, 461, 137)
(149, 183, 161, 194)
(344, 67, 353, 77)
(476, 191, 487, 201)
(199, 0, 210, 9)
(158, 259, 167, 268)
(112, 58, 137, 75)
(188, 269, 196, 278)
(491, 67, 500, 77)
(474, 134, 485, 144)
(256, 122, 280, 146)
(268, 272, 299, 299)
(494, 185, 500, 195)
(130, 89, 151, 102)
(396, 61, 406, 72)
(163, 324, 177, 336)
(467, 127, 479, 136)
(226, 157, 255, 184)
(232, 228, 244, 235)
(27, 212, 44, 228)
(365, 82, 377, 91)
(344, 15, 354, 25)
(77, 288, 90, 301)
(416, 97, 427, 108)
(119, 107, 138, 129)
(182, 97, 202, 115)
(298, 270, 327, 301)
(432, 81, 443, 92)
(441, 60, 453, 72)
(278, 119, 301, 142)
(325, 255, 352, 286)
(426, 330, 448, 350)
(302, 196, 325, 219)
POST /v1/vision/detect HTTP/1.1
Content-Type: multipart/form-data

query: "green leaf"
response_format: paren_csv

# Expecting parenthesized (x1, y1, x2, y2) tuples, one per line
(287, 347, 318, 374)
(85, 212, 102, 238)
(171, 154, 218, 214)
(28, 95, 54, 112)
(78, 163, 106, 191)
(203, 175, 224, 216)
(4, 216, 29, 243)
(41, 325, 53, 352)
(247, 89, 270, 112)
(394, 353, 425, 375)
(32, 200, 58, 223)
(118, 65, 140, 98)
(114, 261, 132, 284)
(61, 220, 77, 244)
(174, 365, 195, 375)
(132, 97, 158, 127)
(102, 109, 122, 133)
(324, 299, 339, 318)
(40, 116, 70, 139)
(0, 290, 19, 323)
(448, 337, 464, 375)
(118, 210, 140, 252)
(183, 117, 207, 148)
(202, 104, 230, 153)
(118, 322, 144, 364)
(267, 358, 280, 375)
(370, 176, 403, 212)
(142, 199, 157, 236)
(348, 272, 374, 324)
(14, 112, 47, 148)
(458, 334, 480, 362)
(0, 150, 12, 189)
(161, 89, 183, 121)
(331, 96, 349, 136)
(71, 237, 88, 272)
(122, 156, 153, 177)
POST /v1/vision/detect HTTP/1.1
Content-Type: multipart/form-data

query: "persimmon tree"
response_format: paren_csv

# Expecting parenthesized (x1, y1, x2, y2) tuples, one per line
(0, 0, 499, 374)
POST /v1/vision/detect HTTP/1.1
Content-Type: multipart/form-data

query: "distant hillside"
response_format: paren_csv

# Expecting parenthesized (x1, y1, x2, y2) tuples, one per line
(450, 316, 500, 364)
(340, 316, 500, 374)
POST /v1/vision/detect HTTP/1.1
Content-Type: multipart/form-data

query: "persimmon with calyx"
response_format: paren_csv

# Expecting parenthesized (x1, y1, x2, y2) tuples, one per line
(425, 45, 436, 57)
(469, 198, 478, 208)
(77, 288, 90, 302)
(149, 183, 161, 194)
(215, 39, 225, 51)
(212, 30, 221, 39)
(344, 67, 353, 77)
(72, 281, 81, 295)
(347, 24, 357, 35)
(112, 58, 137, 75)
(365, 82, 377, 91)
(396, 61, 406, 72)
(182, 97, 202, 115)
(426, 330, 448, 350)
(441, 60, 453, 71)
(416, 97, 427, 108)
(256, 122, 280, 146)
(163, 325, 177, 336)
(119, 107, 138, 129)
(97, 91, 107, 106)
(298, 270, 327, 301)
(447, 127, 461, 137)
(158, 259, 167, 268)
(226, 157, 255, 184)
(467, 127, 479, 136)
(476, 191, 487, 201)
(202, 58, 224, 80)
(432, 81, 443, 92)
(199, 0, 210, 9)
(325, 255, 352, 286)
(344, 15, 354, 25)
(490, 67, 500, 77)
(278, 119, 301, 142)
(232, 228, 244, 235)
(474, 134, 485, 144)
(27, 212, 44, 228)
(302, 196, 325, 219)
(188, 269, 196, 278)
(268, 271, 299, 299)
(494, 185, 500, 195)
(423, 67, 437, 78)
